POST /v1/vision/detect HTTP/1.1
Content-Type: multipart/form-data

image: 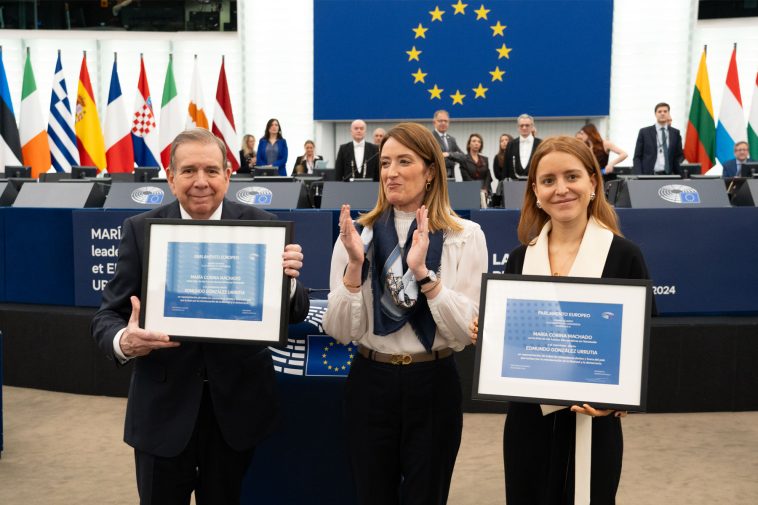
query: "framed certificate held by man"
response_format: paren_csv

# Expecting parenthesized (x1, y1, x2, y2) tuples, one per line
(140, 219, 293, 345)
(473, 274, 652, 411)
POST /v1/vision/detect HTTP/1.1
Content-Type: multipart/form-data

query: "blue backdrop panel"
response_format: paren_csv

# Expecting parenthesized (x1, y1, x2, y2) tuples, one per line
(73, 210, 142, 307)
(243, 301, 357, 504)
(4, 208, 75, 305)
(274, 210, 335, 292)
(469, 209, 521, 273)
(0, 210, 5, 302)
(617, 208, 758, 315)
(314, 0, 612, 119)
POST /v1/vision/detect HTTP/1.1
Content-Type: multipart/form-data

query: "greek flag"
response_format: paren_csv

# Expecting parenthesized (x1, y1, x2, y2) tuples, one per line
(47, 51, 79, 173)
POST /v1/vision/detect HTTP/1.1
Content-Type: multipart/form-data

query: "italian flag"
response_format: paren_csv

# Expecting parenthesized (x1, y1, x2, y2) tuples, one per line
(20, 49, 51, 178)
(749, 71, 758, 160)
(159, 55, 183, 170)
(684, 47, 716, 172)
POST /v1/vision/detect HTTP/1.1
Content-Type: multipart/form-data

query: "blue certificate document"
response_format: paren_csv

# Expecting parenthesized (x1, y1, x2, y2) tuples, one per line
(164, 242, 266, 321)
(502, 298, 623, 384)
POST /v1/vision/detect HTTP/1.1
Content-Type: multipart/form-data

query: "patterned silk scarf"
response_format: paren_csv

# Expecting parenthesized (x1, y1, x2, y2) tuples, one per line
(357, 209, 443, 351)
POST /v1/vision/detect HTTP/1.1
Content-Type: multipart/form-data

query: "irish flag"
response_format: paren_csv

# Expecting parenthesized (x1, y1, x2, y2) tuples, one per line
(75, 53, 106, 171)
(749, 71, 758, 160)
(715, 45, 745, 165)
(684, 47, 716, 172)
(20, 49, 51, 177)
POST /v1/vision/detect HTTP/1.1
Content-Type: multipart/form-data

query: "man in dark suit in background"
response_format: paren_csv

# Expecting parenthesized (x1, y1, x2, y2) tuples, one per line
(633, 102, 684, 175)
(334, 119, 379, 181)
(722, 141, 752, 177)
(91, 128, 309, 504)
(504, 114, 542, 178)
(431, 109, 464, 178)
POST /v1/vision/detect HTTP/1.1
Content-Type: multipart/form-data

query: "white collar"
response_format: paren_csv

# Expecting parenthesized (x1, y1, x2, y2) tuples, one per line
(353, 140, 365, 148)
(520, 135, 534, 143)
(179, 202, 223, 220)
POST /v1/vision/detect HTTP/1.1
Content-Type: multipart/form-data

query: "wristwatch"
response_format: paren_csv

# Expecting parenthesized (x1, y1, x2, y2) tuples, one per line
(417, 270, 438, 286)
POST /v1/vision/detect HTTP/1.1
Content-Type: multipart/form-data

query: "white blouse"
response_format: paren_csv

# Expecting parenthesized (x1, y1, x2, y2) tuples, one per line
(322, 214, 488, 354)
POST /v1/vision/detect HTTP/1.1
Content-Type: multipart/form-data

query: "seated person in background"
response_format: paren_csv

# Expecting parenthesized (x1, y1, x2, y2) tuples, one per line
(575, 123, 627, 174)
(455, 133, 492, 194)
(238, 134, 256, 173)
(335, 119, 379, 181)
(722, 141, 752, 178)
(493, 133, 514, 180)
(293, 140, 324, 174)
(256, 118, 289, 175)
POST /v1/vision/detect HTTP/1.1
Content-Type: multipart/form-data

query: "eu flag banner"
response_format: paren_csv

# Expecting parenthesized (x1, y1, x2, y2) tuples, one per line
(306, 335, 357, 377)
(314, 0, 612, 120)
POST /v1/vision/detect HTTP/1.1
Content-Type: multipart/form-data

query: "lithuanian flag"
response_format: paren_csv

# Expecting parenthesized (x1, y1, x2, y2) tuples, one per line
(75, 53, 106, 171)
(684, 47, 716, 172)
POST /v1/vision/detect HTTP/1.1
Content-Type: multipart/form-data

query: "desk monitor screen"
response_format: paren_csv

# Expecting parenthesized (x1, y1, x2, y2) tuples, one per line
(255, 165, 280, 177)
(135, 166, 161, 182)
(741, 162, 758, 178)
(72, 165, 98, 179)
(612, 166, 633, 175)
(313, 167, 336, 181)
(678, 163, 701, 178)
(314, 160, 328, 170)
(5, 165, 31, 178)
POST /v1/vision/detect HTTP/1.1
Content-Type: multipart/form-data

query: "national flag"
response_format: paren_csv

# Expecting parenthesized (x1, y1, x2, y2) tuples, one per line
(684, 47, 716, 172)
(211, 57, 239, 171)
(748, 71, 758, 160)
(75, 52, 106, 171)
(104, 55, 134, 173)
(131, 55, 161, 167)
(19, 49, 51, 178)
(159, 55, 183, 169)
(186, 55, 208, 129)
(0, 47, 23, 170)
(47, 50, 79, 173)
(715, 45, 746, 164)
(305, 335, 356, 377)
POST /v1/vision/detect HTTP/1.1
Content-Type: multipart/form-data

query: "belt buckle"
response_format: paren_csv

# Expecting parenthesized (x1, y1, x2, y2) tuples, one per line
(391, 353, 412, 365)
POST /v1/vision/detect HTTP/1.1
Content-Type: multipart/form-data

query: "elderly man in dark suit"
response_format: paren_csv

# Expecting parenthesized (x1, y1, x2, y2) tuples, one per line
(633, 102, 684, 175)
(334, 119, 380, 181)
(504, 114, 542, 178)
(91, 128, 309, 505)
(431, 109, 464, 178)
(722, 141, 752, 177)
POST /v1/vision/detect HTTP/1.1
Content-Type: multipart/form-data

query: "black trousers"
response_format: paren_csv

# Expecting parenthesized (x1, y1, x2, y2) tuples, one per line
(503, 402, 623, 505)
(345, 353, 463, 505)
(134, 384, 255, 505)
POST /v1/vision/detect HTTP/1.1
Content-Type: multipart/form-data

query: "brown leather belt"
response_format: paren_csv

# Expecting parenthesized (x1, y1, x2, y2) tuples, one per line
(357, 345, 453, 365)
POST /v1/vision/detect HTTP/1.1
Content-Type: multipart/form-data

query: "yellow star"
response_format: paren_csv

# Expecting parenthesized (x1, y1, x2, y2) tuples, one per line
(490, 21, 506, 36)
(496, 43, 512, 59)
(329, 341, 334, 346)
(429, 6, 445, 21)
(428, 84, 444, 99)
(406, 46, 422, 62)
(412, 68, 427, 84)
(322, 353, 326, 358)
(323, 346, 328, 351)
(328, 365, 333, 370)
(450, 89, 465, 105)
(347, 360, 352, 365)
(341, 365, 346, 370)
(474, 4, 490, 20)
(412, 23, 428, 39)
(490, 66, 505, 81)
(348, 354, 354, 359)
(452, 0, 468, 14)
(323, 360, 327, 365)
(472, 83, 488, 98)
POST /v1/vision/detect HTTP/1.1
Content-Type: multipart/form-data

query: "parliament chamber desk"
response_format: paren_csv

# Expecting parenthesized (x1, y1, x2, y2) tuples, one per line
(1, 206, 756, 504)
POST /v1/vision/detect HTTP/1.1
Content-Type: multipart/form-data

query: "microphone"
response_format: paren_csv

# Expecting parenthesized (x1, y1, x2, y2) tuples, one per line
(360, 151, 380, 180)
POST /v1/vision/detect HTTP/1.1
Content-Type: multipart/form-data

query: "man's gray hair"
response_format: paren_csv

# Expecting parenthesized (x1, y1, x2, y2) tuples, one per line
(169, 128, 227, 171)
(517, 113, 535, 125)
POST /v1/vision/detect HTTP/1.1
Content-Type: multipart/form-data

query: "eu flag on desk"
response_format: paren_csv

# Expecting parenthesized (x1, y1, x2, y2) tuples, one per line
(305, 335, 357, 377)
(314, 0, 612, 120)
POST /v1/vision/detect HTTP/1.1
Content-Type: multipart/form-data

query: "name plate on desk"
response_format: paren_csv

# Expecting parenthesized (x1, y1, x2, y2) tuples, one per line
(228, 181, 307, 209)
(473, 274, 652, 411)
(141, 219, 293, 345)
(104, 182, 175, 209)
(13, 182, 106, 208)
(320, 181, 379, 209)
(615, 179, 730, 208)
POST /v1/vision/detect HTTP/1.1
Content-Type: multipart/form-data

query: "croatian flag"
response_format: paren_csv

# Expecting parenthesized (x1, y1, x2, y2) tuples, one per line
(131, 55, 161, 168)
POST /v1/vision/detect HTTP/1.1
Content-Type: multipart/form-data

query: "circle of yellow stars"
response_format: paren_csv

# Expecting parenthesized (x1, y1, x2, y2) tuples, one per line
(322, 341, 356, 373)
(406, 1, 512, 106)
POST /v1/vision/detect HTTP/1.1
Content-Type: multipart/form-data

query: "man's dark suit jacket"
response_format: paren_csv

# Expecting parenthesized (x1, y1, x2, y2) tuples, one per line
(334, 141, 379, 181)
(503, 137, 542, 178)
(633, 125, 684, 175)
(432, 130, 463, 178)
(722, 157, 753, 178)
(90, 199, 309, 458)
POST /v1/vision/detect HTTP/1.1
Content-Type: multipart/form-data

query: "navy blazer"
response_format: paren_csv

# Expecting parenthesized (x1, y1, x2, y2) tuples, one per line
(722, 158, 753, 178)
(334, 141, 379, 181)
(256, 138, 289, 175)
(632, 125, 684, 175)
(91, 199, 309, 457)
